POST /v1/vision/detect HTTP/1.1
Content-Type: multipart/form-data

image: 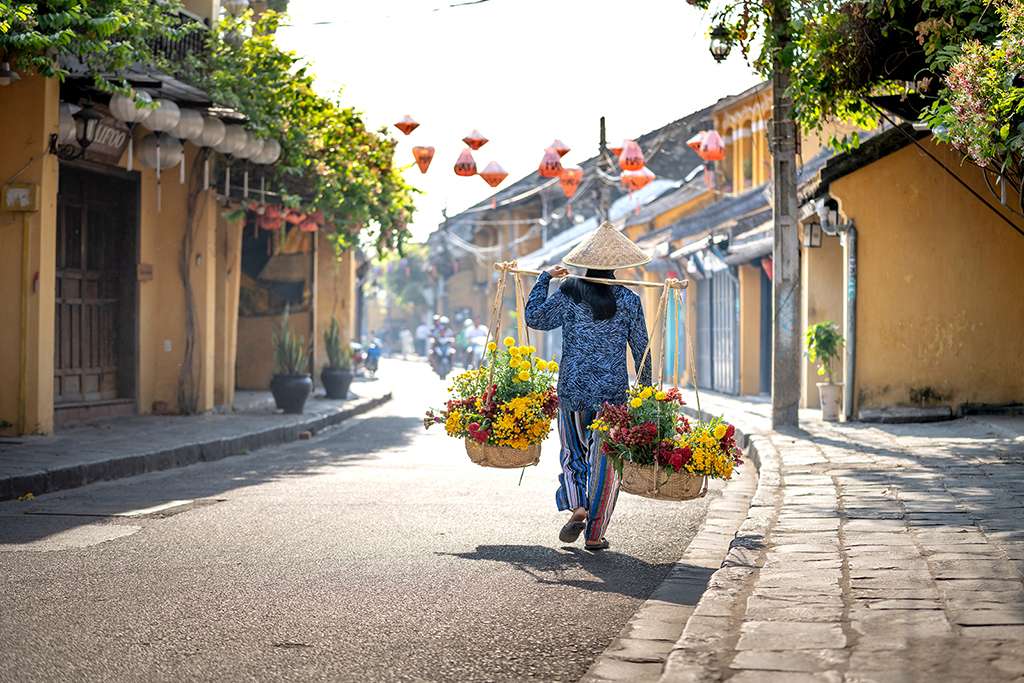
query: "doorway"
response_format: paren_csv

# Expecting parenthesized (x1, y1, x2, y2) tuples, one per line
(54, 164, 138, 425)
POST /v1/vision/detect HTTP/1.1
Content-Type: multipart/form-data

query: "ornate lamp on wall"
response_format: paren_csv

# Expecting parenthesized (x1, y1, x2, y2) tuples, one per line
(48, 103, 103, 161)
(709, 24, 732, 63)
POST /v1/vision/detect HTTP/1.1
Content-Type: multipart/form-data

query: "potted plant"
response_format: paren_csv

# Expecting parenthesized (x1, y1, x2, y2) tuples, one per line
(805, 321, 845, 421)
(270, 306, 312, 414)
(322, 317, 354, 400)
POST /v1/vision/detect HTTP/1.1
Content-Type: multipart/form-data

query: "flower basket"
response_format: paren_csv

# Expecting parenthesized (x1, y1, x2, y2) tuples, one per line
(620, 460, 706, 501)
(591, 385, 742, 501)
(425, 336, 559, 469)
(465, 439, 541, 468)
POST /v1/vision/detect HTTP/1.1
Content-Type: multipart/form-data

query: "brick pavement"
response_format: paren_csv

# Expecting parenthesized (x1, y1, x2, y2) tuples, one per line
(661, 403, 1024, 682)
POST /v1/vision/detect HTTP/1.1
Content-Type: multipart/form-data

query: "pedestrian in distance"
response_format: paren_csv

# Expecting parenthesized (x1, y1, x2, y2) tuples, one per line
(524, 222, 651, 551)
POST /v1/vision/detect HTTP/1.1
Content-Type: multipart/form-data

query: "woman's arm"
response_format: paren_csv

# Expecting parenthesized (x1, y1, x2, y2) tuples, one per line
(628, 297, 653, 386)
(525, 269, 567, 331)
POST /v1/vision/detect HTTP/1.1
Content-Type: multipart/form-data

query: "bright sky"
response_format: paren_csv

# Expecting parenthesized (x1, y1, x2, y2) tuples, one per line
(276, 0, 759, 242)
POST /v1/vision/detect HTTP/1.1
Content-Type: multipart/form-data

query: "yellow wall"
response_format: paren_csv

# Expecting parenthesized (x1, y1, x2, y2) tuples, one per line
(831, 139, 1024, 413)
(236, 310, 313, 390)
(800, 234, 845, 408)
(738, 264, 762, 395)
(315, 242, 357, 375)
(0, 75, 59, 435)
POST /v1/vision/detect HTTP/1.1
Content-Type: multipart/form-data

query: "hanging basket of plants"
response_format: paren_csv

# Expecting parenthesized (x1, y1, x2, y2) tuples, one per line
(424, 263, 559, 469)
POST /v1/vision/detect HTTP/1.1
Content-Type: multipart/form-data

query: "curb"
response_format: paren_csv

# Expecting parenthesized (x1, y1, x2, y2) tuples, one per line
(582, 414, 762, 682)
(0, 393, 392, 502)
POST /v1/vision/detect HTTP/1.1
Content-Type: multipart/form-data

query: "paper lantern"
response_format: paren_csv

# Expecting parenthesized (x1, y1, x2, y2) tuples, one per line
(454, 148, 477, 176)
(58, 103, 80, 144)
(265, 205, 283, 220)
(171, 108, 204, 142)
(144, 99, 181, 133)
(394, 115, 419, 135)
(299, 219, 319, 233)
(699, 130, 726, 162)
(621, 166, 655, 192)
(687, 131, 706, 154)
(285, 209, 307, 225)
(412, 146, 435, 173)
(137, 133, 183, 170)
(559, 166, 583, 198)
(609, 143, 624, 157)
(214, 124, 247, 155)
(255, 138, 281, 164)
(538, 147, 562, 178)
(618, 140, 644, 171)
(222, 0, 249, 15)
(198, 116, 226, 148)
(479, 161, 508, 188)
(550, 139, 570, 157)
(237, 133, 264, 160)
(462, 129, 488, 150)
(259, 214, 283, 231)
(109, 90, 152, 124)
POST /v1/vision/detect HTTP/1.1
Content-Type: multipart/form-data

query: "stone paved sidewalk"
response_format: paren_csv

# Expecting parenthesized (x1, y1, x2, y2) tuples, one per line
(0, 381, 392, 501)
(661, 400, 1024, 682)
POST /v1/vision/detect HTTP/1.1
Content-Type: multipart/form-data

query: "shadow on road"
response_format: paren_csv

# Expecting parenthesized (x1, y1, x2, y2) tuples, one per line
(440, 544, 713, 604)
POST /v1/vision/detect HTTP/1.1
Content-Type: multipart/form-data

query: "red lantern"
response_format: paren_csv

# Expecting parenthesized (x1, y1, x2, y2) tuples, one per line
(609, 143, 624, 158)
(299, 219, 319, 233)
(285, 209, 307, 225)
(549, 139, 570, 157)
(479, 161, 508, 188)
(394, 115, 419, 135)
(621, 167, 655, 192)
(463, 129, 488, 150)
(412, 146, 435, 173)
(687, 131, 706, 154)
(538, 147, 562, 178)
(265, 204, 282, 219)
(559, 166, 583, 198)
(454, 148, 477, 176)
(308, 210, 324, 225)
(699, 130, 726, 162)
(618, 140, 644, 171)
(259, 214, 283, 231)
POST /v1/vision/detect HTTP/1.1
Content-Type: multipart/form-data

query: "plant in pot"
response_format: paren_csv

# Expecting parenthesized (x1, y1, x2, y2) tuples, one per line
(271, 306, 312, 414)
(321, 317, 354, 400)
(805, 321, 845, 422)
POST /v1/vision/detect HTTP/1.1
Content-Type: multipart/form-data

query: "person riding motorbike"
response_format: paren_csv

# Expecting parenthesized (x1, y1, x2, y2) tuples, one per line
(428, 316, 456, 378)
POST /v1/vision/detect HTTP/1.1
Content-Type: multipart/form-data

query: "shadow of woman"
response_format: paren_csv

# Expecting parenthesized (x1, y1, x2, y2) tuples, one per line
(439, 544, 713, 604)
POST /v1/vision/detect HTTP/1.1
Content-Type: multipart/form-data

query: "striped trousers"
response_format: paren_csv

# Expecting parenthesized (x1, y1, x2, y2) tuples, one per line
(555, 406, 621, 544)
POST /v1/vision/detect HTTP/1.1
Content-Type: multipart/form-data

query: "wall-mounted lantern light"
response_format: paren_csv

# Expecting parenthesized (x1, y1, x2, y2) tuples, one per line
(709, 25, 732, 63)
(801, 217, 823, 249)
(48, 104, 104, 161)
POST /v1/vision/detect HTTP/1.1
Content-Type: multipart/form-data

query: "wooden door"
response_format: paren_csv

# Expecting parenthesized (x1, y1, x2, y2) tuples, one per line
(54, 166, 137, 405)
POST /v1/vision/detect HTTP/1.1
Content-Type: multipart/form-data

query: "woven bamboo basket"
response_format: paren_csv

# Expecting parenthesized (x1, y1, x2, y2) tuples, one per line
(465, 439, 541, 469)
(619, 460, 707, 501)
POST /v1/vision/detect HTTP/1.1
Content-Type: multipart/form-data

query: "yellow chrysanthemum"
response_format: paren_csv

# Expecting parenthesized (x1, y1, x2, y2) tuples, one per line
(640, 387, 653, 399)
(549, 361, 559, 372)
(655, 391, 667, 401)
(630, 398, 643, 408)
(503, 337, 515, 347)
(535, 359, 549, 371)
(509, 357, 521, 369)
(518, 370, 531, 382)
(714, 424, 728, 440)
(487, 341, 497, 351)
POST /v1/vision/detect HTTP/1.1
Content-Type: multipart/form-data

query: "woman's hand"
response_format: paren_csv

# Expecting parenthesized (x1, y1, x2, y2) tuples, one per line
(547, 266, 569, 278)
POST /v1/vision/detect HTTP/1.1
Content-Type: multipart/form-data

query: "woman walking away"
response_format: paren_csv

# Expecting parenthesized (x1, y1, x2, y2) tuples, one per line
(525, 222, 652, 551)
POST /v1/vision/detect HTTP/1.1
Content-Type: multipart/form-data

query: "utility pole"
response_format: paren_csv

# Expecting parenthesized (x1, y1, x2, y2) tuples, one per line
(597, 116, 611, 221)
(769, 0, 801, 428)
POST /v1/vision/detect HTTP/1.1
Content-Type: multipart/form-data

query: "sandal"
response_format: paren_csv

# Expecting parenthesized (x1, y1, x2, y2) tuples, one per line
(585, 538, 610, 551)
(559, 519, 587, 543)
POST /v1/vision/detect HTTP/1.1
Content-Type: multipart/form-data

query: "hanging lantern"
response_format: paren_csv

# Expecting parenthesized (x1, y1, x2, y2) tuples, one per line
(222, 0, 250, 16)
(618, 140, 644, 171)
(609, 143, 624, 158)
(559, 166, 583, 198)
(172, 109, 205, 143)
(687, 131, 706, 154)
(110, 90, 152, 125)
(412, 146, 435, 173)
(137, 133, 183, 170)
(299, 219, 319, 233)
(394, 115, 419, 135)
(214, 124, 248, 156)
(285, 209, 307, 225)
(255, 138, 281, 165)
(454, 148, 477, 176)
(259, 214, 284, 231)
(479, 161, 508, 188)
(621, 167, 655, 192)
(538, 147, 562, 178)
(143, 99, 181, 133)
(699, 130, 726, 162)
(550, 139, 570, 157)
(198, 116, 226, 148)
(58, 103, 80, 144)
(265, 205, 283, 220)
(462, 129, 488, 150)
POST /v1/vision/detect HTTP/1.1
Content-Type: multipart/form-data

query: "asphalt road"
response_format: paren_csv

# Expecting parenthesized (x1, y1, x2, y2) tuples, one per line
(0, 359, 715, 683)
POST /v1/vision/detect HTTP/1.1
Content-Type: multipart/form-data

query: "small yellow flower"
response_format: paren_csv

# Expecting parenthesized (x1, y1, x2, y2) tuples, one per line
(630, 398, 643, 408)
(509, 357, 521, 369)
(535, 359, 549, 371)
(528, 346, 536, 354)
(714, 424, 728, 440)
(518, 370, 531, 381)
(640, 387, 653, 399)
(655, 391, 667, 401)
(550, 361, 559, 372)
(487, 341, 497, 351)
(503, 336, 515, 347)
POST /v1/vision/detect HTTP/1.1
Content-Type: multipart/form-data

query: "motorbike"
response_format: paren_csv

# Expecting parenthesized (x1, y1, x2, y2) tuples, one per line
(365, 341, 381, 377)
(430, 337, 457, 380)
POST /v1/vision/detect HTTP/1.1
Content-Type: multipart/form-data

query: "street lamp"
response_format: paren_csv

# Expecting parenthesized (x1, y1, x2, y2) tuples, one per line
(49, 104, 104, 160)
(800, 217, 822, 248)
(709, 25, 732, 63)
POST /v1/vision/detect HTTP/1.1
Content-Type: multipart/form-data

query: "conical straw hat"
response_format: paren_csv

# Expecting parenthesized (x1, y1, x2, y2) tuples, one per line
(563, 221, 651, 270)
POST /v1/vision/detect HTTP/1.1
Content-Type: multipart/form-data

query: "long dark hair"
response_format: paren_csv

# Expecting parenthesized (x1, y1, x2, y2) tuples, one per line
(560, 269, 617, 321)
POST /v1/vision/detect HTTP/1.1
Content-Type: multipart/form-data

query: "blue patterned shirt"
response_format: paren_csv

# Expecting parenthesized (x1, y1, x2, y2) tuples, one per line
(525, 272, 651, 412)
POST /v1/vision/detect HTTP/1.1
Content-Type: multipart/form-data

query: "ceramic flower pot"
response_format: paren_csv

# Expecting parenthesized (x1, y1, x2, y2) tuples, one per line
(271, 373, 312, 414)
(817, 382, 843, 422)
(321, 367, 353, 400)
